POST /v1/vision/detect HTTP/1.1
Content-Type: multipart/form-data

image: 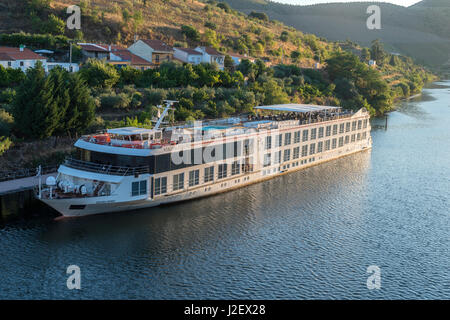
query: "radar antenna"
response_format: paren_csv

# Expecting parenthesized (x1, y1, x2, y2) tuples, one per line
(154, 100, 177, 130)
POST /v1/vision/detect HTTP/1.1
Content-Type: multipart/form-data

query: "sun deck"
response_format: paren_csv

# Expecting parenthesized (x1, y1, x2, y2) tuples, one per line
(79, 104, 356, 150)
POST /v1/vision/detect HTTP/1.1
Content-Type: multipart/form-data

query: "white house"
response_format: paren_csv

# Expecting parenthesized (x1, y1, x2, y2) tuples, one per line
(194, 46, 225, 70)
(228, 52, 254, 66)
(0, 46, 47, 72)
(369, 60, 377, 68)
(173, 47, 203, 65)
(128, 39, 173, 66)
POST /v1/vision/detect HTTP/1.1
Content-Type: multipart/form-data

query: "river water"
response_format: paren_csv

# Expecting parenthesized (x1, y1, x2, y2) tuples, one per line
(0, 82, 449, 299)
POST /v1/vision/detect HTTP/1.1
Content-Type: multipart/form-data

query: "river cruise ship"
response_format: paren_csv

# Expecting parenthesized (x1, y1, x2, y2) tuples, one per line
(37, 102, 372, 217)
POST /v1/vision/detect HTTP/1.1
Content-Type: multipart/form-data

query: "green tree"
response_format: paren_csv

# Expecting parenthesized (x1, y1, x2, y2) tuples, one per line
(224, 55, 235, 73)
(370, 39, 386, 65)
(42, 14, 66, 35)
(65, 73, 96, 135)
(48, 67, 70, 135)
(181, 25, 200, 42)
(12, 61, 60, 139)
(80, 58, 120, 89)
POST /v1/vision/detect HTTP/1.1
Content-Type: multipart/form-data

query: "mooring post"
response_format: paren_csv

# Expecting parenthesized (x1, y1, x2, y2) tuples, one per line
(385, 115, 388, 131)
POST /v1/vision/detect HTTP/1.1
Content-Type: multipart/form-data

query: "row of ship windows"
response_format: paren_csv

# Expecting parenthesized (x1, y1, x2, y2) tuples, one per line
(264, 132, 367, 167)
(265, 119, 368, 149)
(262, 158, 316, 176)
(135, 130, 368, 197)
(153, 161, 254, 196)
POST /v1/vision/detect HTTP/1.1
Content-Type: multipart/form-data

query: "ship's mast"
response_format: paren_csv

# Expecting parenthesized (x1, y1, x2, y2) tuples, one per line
(154, 100, 177, 130)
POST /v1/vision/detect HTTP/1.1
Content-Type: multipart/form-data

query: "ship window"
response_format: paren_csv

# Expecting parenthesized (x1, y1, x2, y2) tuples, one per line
(284, 149, 291, 162)
(310, 128, 317, 140)
(204, 166, 214, 183)
(302, 129, 308, 142)
(132, 180, 147, 196)
(243, 139, 253, 156)
(277, 134, 282, 147)
(284, 132, 291, 145)
(310, 143, 316, 155)
(294, 131, 301, 143)
(318, 127, 324, 139)
(274, 151, 281, 164)
(301, 145, 308, 157)
(232, 161, 240, 175)
(293, 147, 300, 159)
(265, 136, 272, 150)
(218, 164, 227, 179)
(264, 153, 271, 167)
(317, 142, 323, 153)
(155, 177, 167, 195)
(173, 173, 185, 191)
(189, 170, 200, 187)
(332, 125, 338, 135)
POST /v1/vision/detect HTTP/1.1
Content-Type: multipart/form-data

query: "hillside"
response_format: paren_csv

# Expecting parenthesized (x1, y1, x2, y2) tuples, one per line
(221, 0, 450, 68)
(0, 0, 437, 170)
(0, 0, 337, 68)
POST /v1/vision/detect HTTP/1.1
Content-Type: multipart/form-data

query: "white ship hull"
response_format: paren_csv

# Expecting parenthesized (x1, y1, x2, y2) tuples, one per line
(41, 142, 372, 217)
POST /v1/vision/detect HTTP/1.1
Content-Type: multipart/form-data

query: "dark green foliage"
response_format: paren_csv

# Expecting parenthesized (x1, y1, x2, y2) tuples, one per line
(249, 12, 269, 22)
(370, 39, 386, 66)
(217, 2, 231, 13)
(11, 62, 95, 139)
(65, 73, 96, 135)
(41, 14, 65, 35)
(181, 25, 200, 42)
(0, 66, 25, 87)
(12, 61, 59, 139)
(80, 58, 120, 89)
(0, 33, 69, 50)
(326, 51, 391, 114)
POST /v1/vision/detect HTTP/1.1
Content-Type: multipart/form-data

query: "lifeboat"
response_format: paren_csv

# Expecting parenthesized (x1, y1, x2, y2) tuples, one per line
(150, 143, 162, 149)
(92, 134, 111, 144)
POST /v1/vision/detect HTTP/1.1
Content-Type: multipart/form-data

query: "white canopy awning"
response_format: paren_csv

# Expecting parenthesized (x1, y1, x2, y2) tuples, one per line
(255, 104, 340, 113)
(107, 127, 156, 135)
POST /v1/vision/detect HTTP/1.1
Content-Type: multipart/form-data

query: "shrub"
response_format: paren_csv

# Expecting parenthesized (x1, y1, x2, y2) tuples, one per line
(249, 12, 269, 22)
(181, 25, 200, 42)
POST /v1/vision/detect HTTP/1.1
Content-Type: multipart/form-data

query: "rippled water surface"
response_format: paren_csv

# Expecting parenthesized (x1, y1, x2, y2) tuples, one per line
(1, 82, 450, 299)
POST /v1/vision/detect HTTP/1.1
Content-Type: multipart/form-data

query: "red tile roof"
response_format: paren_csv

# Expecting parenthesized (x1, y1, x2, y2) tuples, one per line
(113, 50, 152, 66)
(175, 47, 202, 55)
(141, 40, 173, 52)
(202, 47, 224, 56)
(0, 47, 46, 61)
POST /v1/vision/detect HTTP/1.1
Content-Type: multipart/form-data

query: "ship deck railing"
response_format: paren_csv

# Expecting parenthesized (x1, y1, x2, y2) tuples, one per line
(78, 112, 358, 149)
(64, 158, 150, 176)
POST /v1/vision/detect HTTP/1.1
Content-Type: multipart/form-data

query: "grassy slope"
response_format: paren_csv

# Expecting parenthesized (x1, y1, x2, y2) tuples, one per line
(0, 0, 335, 68)
(221, 0, 450, 68)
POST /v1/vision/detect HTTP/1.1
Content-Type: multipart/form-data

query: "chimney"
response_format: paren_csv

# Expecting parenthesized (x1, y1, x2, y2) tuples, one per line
(19, 45, 24, 52)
